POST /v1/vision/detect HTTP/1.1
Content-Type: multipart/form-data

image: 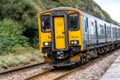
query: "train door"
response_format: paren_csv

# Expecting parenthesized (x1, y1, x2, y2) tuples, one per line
(51, 12, 68, 51)
(85, 17, 89, 47)
(89, 19, 97, 45)
(82, 16, 89, 48)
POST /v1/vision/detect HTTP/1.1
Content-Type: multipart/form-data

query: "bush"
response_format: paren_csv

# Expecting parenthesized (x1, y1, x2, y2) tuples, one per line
(0, 19, 28, 54)
(0, 0, 39, 48)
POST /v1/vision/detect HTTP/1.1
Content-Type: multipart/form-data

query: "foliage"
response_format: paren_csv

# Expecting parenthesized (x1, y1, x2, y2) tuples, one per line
(0, 0, 39, 51)
(0, 19, 28, 54)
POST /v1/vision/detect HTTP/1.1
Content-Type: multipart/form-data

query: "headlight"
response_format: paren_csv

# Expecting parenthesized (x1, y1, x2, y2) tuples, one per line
(43, 42, 51, 46)
(70, 40, 79, 45)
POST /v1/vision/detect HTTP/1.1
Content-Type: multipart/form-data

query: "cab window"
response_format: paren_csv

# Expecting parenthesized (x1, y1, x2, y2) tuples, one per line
(68, 13, 79, 30)
(41, 15, 51, 32)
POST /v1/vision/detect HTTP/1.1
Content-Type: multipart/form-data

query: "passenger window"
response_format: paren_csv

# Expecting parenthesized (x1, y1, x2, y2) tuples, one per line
(100, 25, 104, 34)
(85, 17, 88, 32)
(69, 13, 79, 30)
(91, 22, 94, 26)
(41, 15, 51, 32)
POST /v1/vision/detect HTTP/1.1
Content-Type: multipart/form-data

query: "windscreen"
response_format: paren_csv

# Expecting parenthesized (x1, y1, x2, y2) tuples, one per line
(68, 13, 79, 30)
(41, 15, 51, 32)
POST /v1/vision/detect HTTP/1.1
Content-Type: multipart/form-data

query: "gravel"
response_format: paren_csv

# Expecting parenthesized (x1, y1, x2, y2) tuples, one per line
(0, 63, 52, 80)
(61, 50, 120, 80)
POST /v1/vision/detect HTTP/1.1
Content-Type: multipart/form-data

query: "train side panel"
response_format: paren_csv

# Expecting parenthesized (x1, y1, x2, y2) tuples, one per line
(106, 23, 112, 42)
(82, 14, 97, 49)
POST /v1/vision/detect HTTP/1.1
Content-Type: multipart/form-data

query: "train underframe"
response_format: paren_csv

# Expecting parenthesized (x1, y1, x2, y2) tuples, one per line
(43, 41, 120, 67)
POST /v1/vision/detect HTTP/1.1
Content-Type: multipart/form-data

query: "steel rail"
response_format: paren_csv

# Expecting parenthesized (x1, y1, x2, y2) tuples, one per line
(0, 62, 45, 75)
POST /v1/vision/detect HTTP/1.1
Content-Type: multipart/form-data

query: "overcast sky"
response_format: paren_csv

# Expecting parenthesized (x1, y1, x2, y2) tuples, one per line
(94, 0, 120, 22)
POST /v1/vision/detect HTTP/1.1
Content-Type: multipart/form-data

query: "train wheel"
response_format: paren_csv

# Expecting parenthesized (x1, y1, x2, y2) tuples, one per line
(99, 48, 104, 55)
(86, 52, 91, 61)
(93, 49, 98, 58)
(110, 45, 113, 51)
(97, 48, 101, 55)
(112, 45, 114, 50)
(85, 54, 88, 63)
(104, 47, 107, 53)
(83, 53, 86, 64)
(107, 46, 110, 52)
(102, 48, 105, 54)
(80, 53, 84, 64)
(89, 50, 94, 59)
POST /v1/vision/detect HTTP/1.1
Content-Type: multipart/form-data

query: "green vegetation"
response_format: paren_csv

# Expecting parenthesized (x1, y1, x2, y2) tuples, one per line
(0, 0, 39, 54)
(0, 0, 42, 67)
(0, 19, 28, 54)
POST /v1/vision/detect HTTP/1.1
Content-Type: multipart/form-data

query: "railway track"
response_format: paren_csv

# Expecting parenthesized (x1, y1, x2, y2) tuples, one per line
(0, 61, 53, 80)
(26, 50, 118, 80)
(0, 62, 45, 75)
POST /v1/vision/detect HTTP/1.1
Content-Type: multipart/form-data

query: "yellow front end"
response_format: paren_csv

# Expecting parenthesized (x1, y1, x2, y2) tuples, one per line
(38, 7, 84, 67)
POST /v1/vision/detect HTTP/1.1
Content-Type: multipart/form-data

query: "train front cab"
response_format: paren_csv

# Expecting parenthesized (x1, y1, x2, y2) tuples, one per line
(38, 8, 83, 67)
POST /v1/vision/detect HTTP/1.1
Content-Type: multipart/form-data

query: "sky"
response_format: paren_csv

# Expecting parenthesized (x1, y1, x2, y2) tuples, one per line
(94, 0, 120, 22)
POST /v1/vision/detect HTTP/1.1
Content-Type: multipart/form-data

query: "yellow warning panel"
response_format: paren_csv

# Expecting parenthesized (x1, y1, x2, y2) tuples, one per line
(54, 17, 66, 49)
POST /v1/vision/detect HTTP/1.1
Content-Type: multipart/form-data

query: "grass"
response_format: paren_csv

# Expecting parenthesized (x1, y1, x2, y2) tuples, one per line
(0, 47, 44, 69)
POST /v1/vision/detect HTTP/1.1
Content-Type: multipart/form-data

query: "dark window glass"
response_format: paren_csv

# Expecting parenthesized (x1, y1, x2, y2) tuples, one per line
(100, 24, 104, 34)
(41, 15, 51, 32)
(112, 28, 116, 38)
(69, 13, 79, 30)
(119, 28, 120, 37)
(85, 17, 88, 32)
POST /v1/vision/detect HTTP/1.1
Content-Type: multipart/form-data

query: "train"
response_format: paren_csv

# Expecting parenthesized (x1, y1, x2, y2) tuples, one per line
(38, 7, 120, 67)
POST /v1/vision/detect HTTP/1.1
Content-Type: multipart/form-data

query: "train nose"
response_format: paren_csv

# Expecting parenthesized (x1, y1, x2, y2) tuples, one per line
(56, 51, 65, 59)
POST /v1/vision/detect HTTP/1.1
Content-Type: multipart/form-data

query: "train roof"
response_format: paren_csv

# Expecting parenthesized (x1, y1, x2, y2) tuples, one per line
(49, 7, 79, 11)
(81, 11, 106, 22)
(40, 7, 80, 14)
(49, 7, 108, 23)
